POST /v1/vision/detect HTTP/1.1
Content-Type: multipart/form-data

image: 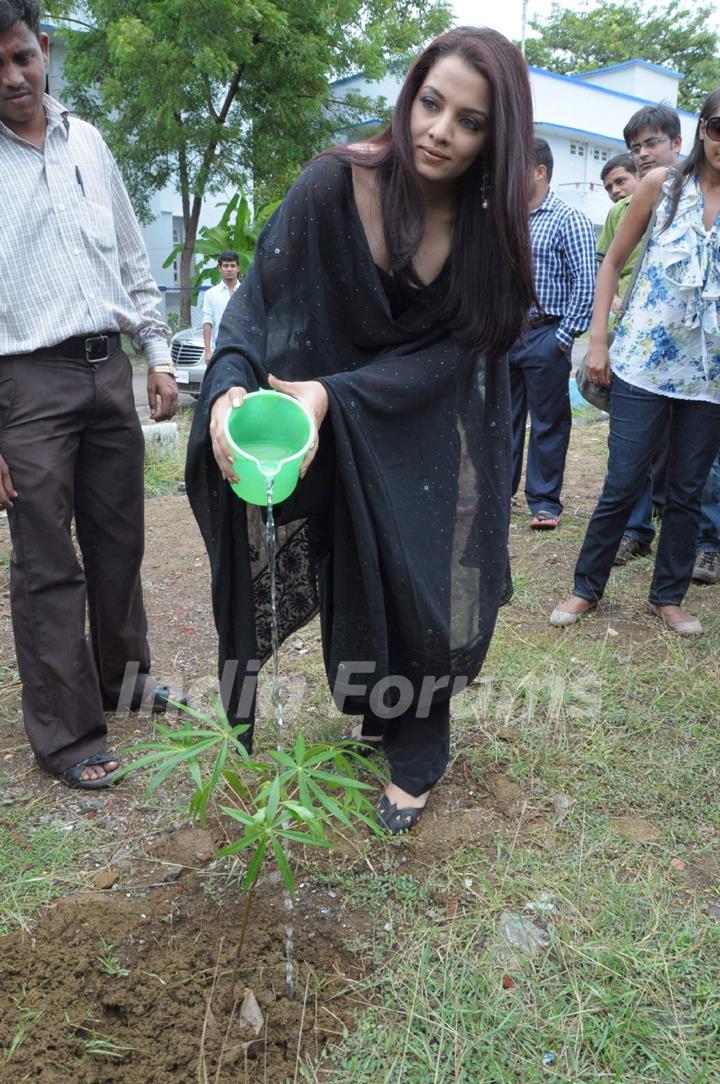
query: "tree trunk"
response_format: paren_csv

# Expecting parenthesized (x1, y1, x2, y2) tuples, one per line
(178, 234, 196, 327)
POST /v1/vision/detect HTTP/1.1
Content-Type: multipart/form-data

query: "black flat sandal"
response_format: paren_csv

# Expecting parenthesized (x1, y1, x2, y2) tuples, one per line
(375, 793, 425, 834)
(50, 753, 121, 791)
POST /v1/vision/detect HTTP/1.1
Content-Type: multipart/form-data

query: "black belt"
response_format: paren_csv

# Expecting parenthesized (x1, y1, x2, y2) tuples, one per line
(29, 332, 120, 363)
(527, 315, 561, 330)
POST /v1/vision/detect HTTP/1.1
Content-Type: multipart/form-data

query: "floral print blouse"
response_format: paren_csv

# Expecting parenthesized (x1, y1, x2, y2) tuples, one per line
(610, 175, 720, 404)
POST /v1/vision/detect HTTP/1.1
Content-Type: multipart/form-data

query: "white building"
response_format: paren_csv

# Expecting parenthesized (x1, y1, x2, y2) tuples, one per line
(333, 58, 697, 228)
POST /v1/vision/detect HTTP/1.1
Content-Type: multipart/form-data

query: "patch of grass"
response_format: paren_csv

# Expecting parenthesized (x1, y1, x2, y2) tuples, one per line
(0, 809, 93, 934)
(98, 937, 131, 977)
(309, 424, 720, 1082)
(317, 874, 720, 1083)
(81, 1032, 135, 1059)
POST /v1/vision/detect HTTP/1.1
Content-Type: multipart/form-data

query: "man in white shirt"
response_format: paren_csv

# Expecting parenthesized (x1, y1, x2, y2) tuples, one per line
(0, 0, 181, 789)
(202, 251, 240, 362)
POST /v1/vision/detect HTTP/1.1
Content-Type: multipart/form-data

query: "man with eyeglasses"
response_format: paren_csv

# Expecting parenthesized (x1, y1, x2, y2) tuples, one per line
(605, 104, 682, 567)
(625, 104, 682, 178)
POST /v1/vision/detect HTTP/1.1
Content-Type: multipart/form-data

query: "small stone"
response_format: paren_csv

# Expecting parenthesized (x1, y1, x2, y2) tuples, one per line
(162, 864, 184, 883)
(194, 851, 213, 864)
(93, 868, 119, 890)
(552, 793, 574, 823)
(708, 901, 720, 921)
(497, 912, 550, 959)
(237, 988, 264, 1040)
(669, 857, 686, 872)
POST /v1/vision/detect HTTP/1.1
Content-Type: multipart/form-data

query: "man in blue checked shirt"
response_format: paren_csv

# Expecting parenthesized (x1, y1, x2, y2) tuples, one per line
(509, 138, 596, 530)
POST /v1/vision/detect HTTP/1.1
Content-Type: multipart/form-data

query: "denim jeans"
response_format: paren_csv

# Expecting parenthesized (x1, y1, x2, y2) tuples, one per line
(509, 323, 571, 516)
(624, 473, 655, 545)
(697, 451, 720, 552)
(573, 376, 720, 605)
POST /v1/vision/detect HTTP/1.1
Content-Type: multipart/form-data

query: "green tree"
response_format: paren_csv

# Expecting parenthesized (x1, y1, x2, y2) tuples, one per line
(525, 0, 718, 113)
(51, 1, 451, 323)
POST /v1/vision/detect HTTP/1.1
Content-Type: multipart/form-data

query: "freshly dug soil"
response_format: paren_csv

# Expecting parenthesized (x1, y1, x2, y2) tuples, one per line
(0, 850, 365, 1083)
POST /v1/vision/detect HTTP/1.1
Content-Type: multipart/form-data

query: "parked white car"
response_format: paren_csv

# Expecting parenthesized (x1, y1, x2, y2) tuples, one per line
(170, 327, 206, 397)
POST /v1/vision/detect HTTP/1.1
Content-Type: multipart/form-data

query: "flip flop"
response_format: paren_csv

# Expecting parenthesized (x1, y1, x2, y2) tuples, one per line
(531, 511, 560, 530)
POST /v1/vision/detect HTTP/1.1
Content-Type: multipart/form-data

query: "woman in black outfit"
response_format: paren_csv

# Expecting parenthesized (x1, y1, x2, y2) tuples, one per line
(186, 26, 536, 832)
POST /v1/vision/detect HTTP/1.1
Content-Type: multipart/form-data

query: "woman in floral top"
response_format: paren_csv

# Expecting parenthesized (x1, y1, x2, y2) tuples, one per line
(551, 88, 720, 635)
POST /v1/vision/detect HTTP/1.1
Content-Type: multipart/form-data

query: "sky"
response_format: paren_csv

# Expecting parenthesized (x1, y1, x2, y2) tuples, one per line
(451, 0, 557, 44)
(452, 0, 720, 43)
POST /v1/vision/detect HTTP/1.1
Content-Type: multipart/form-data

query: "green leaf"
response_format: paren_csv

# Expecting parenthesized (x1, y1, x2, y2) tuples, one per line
(242, 840, 268, 892)
(282, 800, 316, 823)
(216, 827, 262, 858)
(264, 775, 281, 823)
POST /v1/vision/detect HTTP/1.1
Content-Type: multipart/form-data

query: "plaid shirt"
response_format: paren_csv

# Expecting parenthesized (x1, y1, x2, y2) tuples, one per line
(0, 95, 171, 366)
(529, 190, 596, 350)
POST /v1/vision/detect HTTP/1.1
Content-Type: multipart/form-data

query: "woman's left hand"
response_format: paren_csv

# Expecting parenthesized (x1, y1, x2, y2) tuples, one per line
(268, 374, 329, 477)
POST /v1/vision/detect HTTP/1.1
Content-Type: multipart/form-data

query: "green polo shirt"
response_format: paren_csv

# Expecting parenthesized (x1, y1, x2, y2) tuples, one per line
(597, 195, 642, 299)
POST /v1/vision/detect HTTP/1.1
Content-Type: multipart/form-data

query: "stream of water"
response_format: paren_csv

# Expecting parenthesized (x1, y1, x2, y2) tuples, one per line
(264, 476, 295, 1001)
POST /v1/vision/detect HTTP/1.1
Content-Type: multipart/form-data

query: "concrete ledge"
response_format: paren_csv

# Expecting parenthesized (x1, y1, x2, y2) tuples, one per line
(142, 422, 179, 457)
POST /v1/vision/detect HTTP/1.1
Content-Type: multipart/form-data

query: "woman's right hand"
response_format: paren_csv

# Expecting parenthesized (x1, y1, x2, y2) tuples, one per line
(209, 386, 248, 481)
(585, 339, 612, 388)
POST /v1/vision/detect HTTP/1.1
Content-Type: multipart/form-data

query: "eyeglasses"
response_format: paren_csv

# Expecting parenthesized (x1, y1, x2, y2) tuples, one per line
(702, 116, 720, 142)
(628, 135, 671, 156)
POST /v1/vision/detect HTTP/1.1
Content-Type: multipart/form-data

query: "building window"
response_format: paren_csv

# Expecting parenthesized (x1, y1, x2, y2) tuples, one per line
(570, 142, 585, 157)
(592, 146, 609, 161)
(172, 216, 185, 284)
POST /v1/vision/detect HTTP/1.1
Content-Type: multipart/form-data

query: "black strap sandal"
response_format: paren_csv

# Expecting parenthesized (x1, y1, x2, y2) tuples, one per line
(375, 794, 425, 834)
(151, 683, 188, 714)
(52, 753, 121, 791)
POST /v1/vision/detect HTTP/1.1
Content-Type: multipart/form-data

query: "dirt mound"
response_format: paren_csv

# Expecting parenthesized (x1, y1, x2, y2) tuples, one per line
(0, 864, 363, 1083)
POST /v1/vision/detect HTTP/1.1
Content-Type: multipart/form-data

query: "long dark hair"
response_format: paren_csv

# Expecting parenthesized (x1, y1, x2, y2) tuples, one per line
(664, 87, 720, 231)
(325, 27, 536, 357)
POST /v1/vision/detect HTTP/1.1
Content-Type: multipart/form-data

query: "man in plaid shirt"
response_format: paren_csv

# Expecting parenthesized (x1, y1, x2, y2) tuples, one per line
(509, 138, 596, 530)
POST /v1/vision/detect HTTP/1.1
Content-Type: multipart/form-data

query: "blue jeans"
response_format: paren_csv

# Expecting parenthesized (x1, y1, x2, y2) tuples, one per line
(573, 377, 720, 605)
(697, 451, 720, 552)
(624, 473, 655, 545)
(509, 323, 571, 516)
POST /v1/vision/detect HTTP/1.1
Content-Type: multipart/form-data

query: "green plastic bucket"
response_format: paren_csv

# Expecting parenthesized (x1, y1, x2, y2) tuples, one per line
(224, 389, 315, 505)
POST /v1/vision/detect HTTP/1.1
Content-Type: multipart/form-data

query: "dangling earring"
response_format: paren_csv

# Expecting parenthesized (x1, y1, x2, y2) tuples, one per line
(480, 161, 490, 210)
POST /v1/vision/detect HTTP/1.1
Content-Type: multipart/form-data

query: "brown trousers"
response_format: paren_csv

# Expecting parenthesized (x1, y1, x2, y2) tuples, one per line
(0, 346, 152, 772)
